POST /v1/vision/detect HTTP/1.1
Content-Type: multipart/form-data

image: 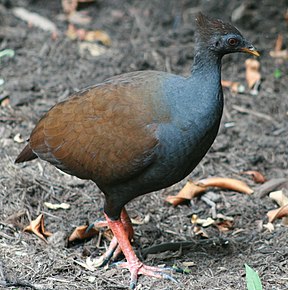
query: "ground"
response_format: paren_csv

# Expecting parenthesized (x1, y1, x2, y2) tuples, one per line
(0, 0, 287, 289)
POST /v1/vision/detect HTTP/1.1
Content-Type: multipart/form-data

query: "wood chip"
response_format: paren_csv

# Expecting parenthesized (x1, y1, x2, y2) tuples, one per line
(44, 202, 70, 210)
(13, 7, 58, 34)
(269, 190, 288, 207)
(255, 178, 288, 198)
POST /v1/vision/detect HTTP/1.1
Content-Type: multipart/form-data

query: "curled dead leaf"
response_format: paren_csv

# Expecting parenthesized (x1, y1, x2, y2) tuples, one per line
(13, 133, 25, 143)
(193, 226, 209, 238)
(267, 204, 288, 224)
(196, 177, 253, 195)
(221, 80, 245, 93)
(68, 224, 113, 245)
(263, 222, 274, 232)
(269, 49, 288, 59)
(85, 30, 111, 46)
(24, 214, 52, 243)
(68, 225, 99, 243)
(245, 59, 261, 89)
(66, 24, 111, 46)
(241, 170, 266, 184)
(215, 220, 234, 232)
(274, 34, 283, 52)
(165, 180, 206, 206)
(166, 177, 253, 206)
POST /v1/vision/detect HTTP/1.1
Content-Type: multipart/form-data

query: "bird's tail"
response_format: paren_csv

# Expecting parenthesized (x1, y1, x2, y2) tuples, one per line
(15, 143, 37, 163)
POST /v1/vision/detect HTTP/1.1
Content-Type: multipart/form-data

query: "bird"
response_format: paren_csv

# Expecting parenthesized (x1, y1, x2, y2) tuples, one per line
(15, 12, 259, 289)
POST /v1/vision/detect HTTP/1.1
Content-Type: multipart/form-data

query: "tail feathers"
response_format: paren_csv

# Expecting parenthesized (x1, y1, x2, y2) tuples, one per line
(15, 143, 38, 163)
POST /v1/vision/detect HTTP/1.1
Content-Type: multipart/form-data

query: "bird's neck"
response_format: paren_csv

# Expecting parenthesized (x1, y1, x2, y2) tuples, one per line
(191, 50, 222, 78)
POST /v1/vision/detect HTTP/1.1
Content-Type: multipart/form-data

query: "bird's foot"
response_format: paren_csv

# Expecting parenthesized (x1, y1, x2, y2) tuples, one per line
(89, 236, 122, 267)
(113, 261, 178, 289)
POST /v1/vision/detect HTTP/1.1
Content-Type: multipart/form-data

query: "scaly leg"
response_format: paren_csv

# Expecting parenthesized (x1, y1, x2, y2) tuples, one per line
(92, 208, 134, 266)
(105, 213, 177, 289)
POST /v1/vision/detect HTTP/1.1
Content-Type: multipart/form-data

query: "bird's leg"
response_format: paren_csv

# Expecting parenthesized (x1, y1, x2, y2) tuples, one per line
(91, 208, 133, 266)
(105, 213, 177, 289)
(111, 207, 134, 260)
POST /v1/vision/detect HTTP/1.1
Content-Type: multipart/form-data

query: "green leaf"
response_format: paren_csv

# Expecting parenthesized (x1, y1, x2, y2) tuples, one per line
(245, 264, 262, 290)
(273, 68, 282, 79)
(0, 49, 15, 59)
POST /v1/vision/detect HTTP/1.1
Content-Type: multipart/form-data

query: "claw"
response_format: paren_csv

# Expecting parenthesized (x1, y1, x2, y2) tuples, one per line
(161, 273, 178, 283)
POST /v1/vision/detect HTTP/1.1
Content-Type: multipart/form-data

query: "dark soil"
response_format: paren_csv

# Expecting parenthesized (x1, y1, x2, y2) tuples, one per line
(0, 0, 287, 289)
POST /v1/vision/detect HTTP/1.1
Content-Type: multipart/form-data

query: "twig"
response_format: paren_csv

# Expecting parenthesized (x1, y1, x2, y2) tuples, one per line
(0, 261, 48, 290)
(232, 105, 276, 123)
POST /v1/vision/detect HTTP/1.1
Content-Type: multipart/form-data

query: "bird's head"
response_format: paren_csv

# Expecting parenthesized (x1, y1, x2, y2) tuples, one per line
(195, 13, 259, 57)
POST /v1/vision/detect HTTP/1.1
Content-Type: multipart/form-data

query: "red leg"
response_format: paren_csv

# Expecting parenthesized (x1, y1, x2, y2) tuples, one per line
(112, 208, 134, 260)
(105, 213, 177, 289)
(92, 208, 134, 266)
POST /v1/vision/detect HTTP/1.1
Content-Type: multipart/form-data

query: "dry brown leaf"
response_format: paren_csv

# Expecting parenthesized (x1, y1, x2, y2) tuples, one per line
(241, 170, 266, 184)
(62, 0, 95, 15)
(66, 24, 111, 46)
(245, 59, 261, 89)
(68, 224, 113, 243)
(0, 97, 10, 107)
(269, 190, 288, 207)
(66, 24, 83, 40)
(221, 80, 244, 93)
(197, 177, 254, 195)
(24, 214, 52, 243)
(166, 177, 253, 206)
(269, 49, 288, 59)
(193, 226, 209, 238)
(85, 30, 111, 46)
(267, 204, 288, 223)
(68, 225, 99, 242)
(165, 180, 206, 206)
(285, 9, 288, 23)
(215, 220, 234, 232)
(274, 34, 283, 52)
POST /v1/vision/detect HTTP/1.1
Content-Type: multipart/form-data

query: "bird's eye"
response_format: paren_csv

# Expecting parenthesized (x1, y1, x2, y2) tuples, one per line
(228, 38, 238, 46)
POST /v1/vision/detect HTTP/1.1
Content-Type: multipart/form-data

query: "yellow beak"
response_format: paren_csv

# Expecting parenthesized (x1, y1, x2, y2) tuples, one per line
(241, 47, 260, 57)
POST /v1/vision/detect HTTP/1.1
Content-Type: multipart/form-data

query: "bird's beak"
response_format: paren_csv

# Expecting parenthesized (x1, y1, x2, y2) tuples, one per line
(241, 44, 260, 57)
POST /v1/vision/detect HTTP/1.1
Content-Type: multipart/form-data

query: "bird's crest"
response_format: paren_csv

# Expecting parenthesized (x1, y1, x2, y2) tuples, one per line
(195, 12, 242, 42)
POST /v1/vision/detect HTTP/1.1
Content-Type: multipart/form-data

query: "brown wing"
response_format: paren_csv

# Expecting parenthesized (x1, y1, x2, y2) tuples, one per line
(27, 72, 169, 185)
